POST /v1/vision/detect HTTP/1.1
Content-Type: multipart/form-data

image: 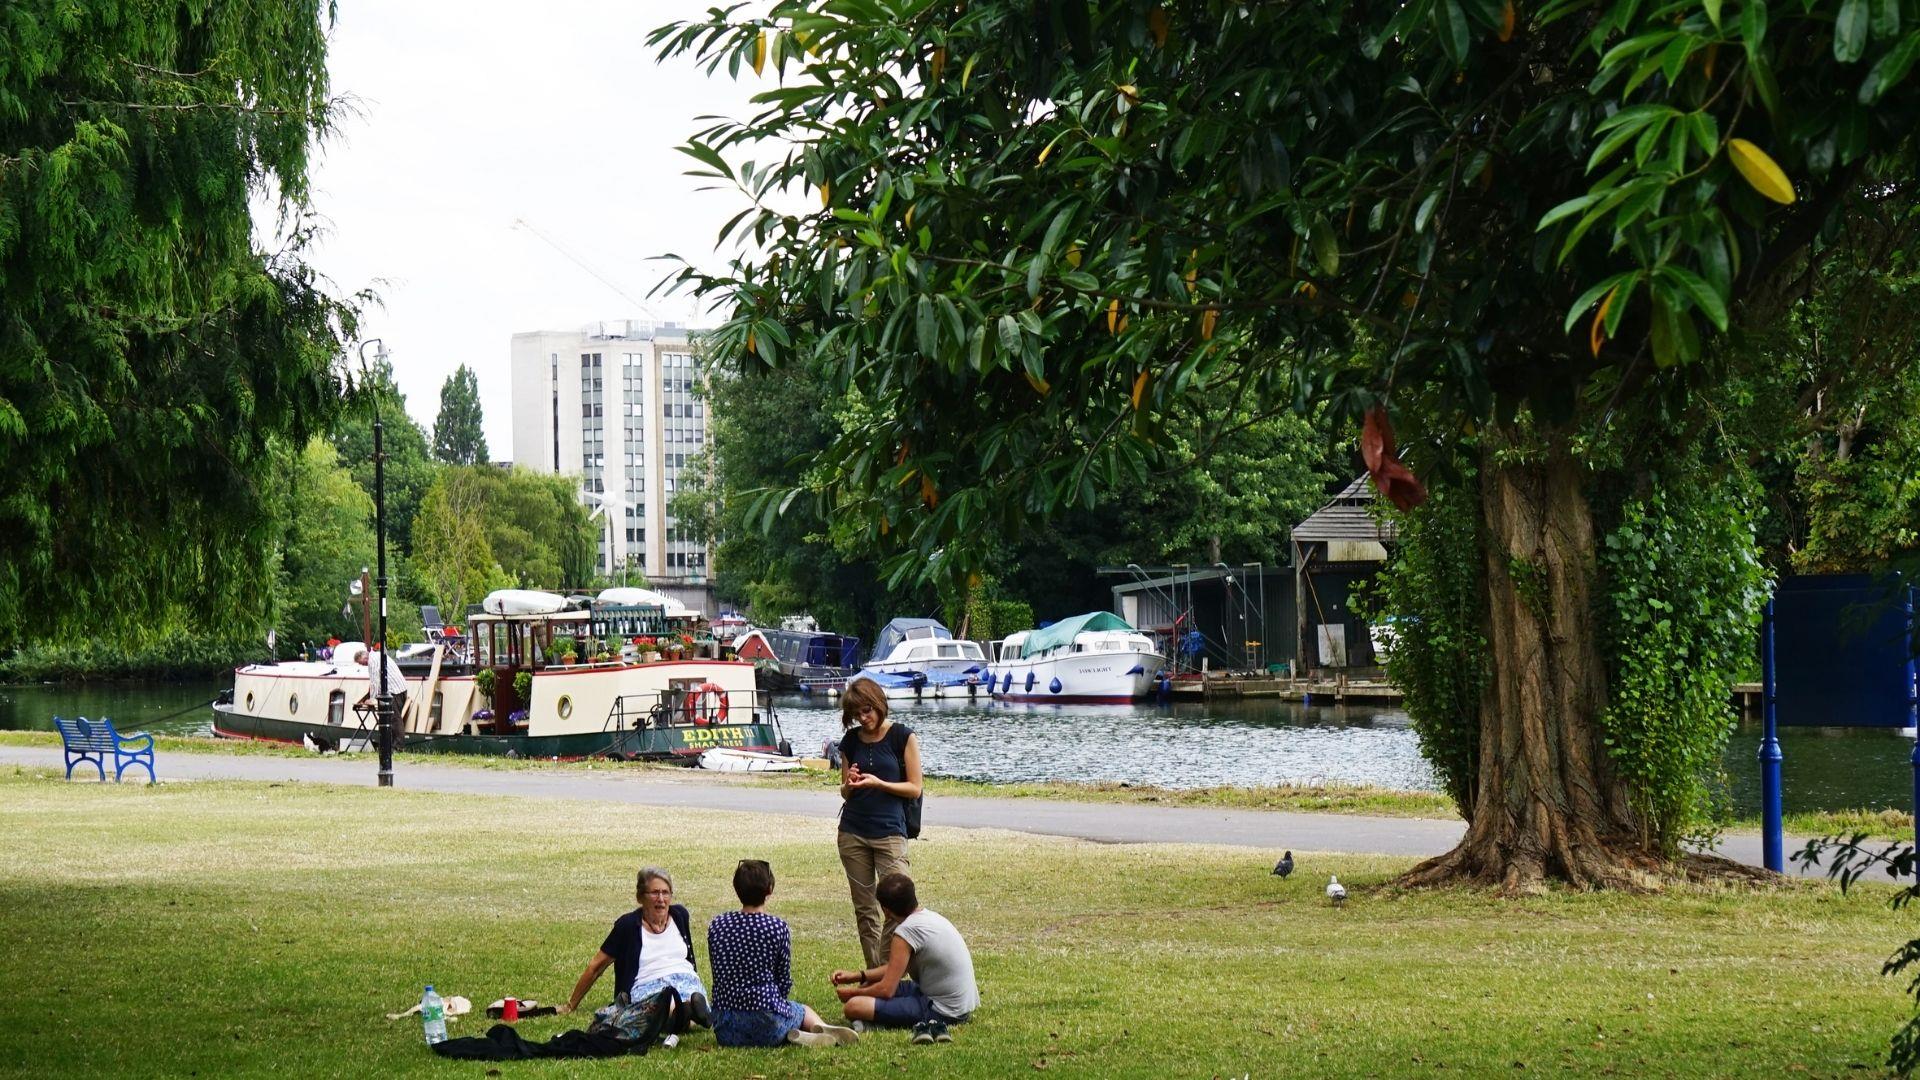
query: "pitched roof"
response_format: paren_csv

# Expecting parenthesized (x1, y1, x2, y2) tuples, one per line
(1291, 477, 1399, 544)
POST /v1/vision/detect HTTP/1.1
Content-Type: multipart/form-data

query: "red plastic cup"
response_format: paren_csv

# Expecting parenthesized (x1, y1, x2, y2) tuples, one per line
(503, 997, 519, 1022)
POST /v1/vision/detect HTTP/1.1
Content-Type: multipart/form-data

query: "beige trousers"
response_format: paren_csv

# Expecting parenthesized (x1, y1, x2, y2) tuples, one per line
(837, 831, 911, 968)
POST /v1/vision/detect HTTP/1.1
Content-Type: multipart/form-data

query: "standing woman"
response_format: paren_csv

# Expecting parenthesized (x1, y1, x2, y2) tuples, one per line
(836, 679, 923, 968)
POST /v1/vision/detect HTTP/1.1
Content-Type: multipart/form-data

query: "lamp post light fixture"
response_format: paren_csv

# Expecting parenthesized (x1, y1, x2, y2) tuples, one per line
(358, 338, 396, 789)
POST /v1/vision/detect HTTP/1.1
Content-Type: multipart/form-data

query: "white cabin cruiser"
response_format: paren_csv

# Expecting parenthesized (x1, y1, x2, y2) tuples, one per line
(986, 612, 1164, 703)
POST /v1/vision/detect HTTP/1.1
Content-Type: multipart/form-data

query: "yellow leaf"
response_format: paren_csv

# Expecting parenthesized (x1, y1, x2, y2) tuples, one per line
(1065, 243, 1082, 268)
(905, 204, 915, 229)
(1298, 281, 1318, 299)
(1498, 0, 1516, 41)
(880, 517, 890, 536)
(746, 330, 757, 356)
(921, 473, 939, 509)
(794, 28, 819, 57)
(1038, 139, 1055, 165)
(1728, 138, 1796, 205)
(1148, 6, 1170, 46)
(1590, 284, 1618, 358)
(967, 571, 982, 591)
(1116, 83, 1140, 105)
(1200, 308, 1218, 340)
(1107, 298, 1121, 335)
(753, 30, 767, 75)
(820, 180, 831, 207)
(1400, 289, 1419, 310)
(930, 46, 947, 82)
(1024, 371, 1051, 397)
(961, 54, 977, 90)
(1703, 43, 1718, 79)
(1184, 267, 1197, 296)
(1131, 369, 1150, 410)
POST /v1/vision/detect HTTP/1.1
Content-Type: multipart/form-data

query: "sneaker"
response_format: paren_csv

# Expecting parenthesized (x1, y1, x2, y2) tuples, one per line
(787, 1029, 836, 1048)
(930, 1020, 952, 1043)
(688, 992, 711, 1028)
(910, 1021, 935, 1045)
(817, 1023, 861, 1046)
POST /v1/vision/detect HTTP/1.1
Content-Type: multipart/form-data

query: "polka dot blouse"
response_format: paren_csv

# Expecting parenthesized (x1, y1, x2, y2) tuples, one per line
(706, 911, 793, 1012)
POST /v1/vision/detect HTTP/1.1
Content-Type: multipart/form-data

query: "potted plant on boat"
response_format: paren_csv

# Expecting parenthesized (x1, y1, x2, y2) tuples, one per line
(475, 667, 496, 707)
(553, 635, 578, 666)
(636, 636, 660, 663)
(513, 671, 533, 714)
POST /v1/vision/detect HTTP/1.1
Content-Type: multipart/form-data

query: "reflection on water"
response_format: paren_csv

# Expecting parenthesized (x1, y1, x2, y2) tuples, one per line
(775, 695, 1440, 792)
(1, 681, 1912, 815)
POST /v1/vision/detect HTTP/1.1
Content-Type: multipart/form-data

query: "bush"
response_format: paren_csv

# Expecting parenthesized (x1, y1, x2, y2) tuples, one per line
(0, 630, 272, 684)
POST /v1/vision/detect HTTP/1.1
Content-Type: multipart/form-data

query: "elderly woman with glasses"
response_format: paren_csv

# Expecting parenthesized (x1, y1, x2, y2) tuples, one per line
(560, 866, 710, 1035)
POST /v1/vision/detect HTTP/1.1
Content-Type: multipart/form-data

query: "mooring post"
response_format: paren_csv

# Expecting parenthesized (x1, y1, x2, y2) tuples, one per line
(1760, 597, 1784, 873)
(1906, 583, 1918, 855)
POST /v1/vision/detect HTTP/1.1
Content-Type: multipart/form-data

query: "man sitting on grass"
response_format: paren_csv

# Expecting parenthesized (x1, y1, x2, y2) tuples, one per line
(830, 873, 978, 1044)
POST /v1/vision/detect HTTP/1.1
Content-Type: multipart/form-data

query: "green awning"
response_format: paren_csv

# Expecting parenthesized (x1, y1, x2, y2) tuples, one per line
(1022, 612, 1138, 657)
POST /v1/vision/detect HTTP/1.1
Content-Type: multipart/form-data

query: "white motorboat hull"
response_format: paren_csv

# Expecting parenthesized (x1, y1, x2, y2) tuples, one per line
(986, 649, 1163, 703)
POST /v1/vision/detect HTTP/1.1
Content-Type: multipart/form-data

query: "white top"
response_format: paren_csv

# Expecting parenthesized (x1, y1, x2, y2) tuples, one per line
(365, 651, 408, 702)
(895, 909, 979, 1018)
(633, 919, 696, 991)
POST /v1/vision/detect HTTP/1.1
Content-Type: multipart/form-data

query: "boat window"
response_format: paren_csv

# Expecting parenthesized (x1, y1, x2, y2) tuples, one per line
(288, 693, 300, 715)
(475, 628, 491, 666)
(938, 643, 961, 657)
(244, 691, 255, 711)
(328, 691, 345, 726)
(557, 694, 573, 719)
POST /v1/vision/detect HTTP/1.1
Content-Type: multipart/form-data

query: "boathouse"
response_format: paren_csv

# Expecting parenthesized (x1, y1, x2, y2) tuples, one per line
(1104, 565, 1297, 674)
(1290, 477, 1397, 674)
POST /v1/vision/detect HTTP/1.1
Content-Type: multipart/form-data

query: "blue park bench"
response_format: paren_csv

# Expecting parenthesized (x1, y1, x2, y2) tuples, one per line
(52, 716, 156, 784)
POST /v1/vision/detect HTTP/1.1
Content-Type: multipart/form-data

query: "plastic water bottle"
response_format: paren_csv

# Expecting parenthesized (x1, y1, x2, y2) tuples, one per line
(421, 985, 448, 1045)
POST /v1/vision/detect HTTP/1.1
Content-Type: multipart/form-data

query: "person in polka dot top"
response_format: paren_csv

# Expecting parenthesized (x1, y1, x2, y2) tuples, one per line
(708, 860, 860, 1048)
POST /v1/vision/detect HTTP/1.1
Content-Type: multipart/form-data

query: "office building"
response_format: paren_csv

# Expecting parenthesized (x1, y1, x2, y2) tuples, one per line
(509, 320, 712, 588)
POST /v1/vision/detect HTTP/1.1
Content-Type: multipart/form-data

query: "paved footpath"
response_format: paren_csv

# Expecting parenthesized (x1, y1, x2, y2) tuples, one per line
(0, 745, 1826, 877)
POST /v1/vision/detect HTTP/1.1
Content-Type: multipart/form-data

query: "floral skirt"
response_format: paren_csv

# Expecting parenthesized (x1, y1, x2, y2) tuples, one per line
(713, 1000, 807, 1047)
(630, 970, 707, 1007)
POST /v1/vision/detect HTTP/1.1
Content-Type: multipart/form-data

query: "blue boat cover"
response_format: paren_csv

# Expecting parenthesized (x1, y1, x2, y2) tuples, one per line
(872, 618, 951, 661)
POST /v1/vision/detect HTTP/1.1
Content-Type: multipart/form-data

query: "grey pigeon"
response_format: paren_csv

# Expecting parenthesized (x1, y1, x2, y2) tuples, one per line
(1326, 874, 1347, 906)
(1272, 851, 1294, 878)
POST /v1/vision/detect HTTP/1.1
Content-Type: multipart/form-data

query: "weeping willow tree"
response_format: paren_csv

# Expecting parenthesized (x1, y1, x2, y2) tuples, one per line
(0, 2, 355, 650)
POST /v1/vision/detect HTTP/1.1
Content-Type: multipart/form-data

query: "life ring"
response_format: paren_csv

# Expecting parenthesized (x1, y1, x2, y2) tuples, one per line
(684, 682, 730, 726)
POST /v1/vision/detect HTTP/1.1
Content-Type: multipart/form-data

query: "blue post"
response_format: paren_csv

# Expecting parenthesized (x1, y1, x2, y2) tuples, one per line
(1906, 585, 1918, 856)
(1760, 598, 1784, 873)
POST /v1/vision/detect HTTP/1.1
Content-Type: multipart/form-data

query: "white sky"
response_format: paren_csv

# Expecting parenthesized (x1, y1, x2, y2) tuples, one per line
(302, 1, 769, 458)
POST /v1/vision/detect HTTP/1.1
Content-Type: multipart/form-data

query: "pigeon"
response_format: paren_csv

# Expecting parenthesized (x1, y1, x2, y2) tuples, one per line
(1272, 851, 1294, 878)
(1326, 874, 1348, 906)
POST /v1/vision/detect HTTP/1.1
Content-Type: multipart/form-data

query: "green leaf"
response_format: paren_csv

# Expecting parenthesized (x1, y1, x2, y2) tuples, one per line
(1836, 0, 1869, 62)
(1874, 0, 1901, 38)
(1414, 189, 1443, 233)
(1310, 225, 1340, 277)
(1860, 29, 1920, 101)
(675, 141, 735, 181)
(1658, 265, 1729, 331)
(1537, 191, 1605, 230)
(1562, 270, 1638, 333)
(1740, 0, 1768, 50)
(1703, 0, 1723, 28)
(1436, 0, 1473, 63)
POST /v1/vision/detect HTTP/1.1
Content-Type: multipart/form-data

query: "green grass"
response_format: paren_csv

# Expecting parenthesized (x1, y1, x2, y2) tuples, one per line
(0, 767, 1909, 1077)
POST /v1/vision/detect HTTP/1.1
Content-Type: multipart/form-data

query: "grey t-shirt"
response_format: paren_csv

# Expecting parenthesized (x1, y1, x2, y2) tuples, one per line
(894, 909, 979, 1019)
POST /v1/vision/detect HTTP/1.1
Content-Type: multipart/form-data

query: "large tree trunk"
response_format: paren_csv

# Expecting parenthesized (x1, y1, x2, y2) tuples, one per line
(1399, 442, 1663, 893)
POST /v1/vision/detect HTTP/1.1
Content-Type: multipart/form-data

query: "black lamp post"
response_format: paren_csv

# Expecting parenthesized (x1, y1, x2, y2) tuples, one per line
(359, 338, 395, 788)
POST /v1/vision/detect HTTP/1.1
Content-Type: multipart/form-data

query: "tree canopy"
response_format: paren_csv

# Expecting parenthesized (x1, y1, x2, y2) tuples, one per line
(654, 0, 1920, 888)
(0, 1, 354, 648)
(432, 364, 491, 466)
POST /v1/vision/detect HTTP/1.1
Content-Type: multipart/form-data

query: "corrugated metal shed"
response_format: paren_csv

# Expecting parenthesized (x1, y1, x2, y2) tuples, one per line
(1290, 477, 1398, 544)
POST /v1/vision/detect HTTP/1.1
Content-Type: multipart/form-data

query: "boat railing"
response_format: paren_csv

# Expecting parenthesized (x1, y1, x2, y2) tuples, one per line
(599, 687, 773, 735)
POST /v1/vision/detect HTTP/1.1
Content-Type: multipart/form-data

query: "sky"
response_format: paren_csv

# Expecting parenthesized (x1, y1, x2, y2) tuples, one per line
(300, 1, 768, 458)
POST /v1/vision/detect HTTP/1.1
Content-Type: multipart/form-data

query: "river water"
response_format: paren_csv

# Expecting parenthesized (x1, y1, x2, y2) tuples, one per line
(3, 680, 1912, 815)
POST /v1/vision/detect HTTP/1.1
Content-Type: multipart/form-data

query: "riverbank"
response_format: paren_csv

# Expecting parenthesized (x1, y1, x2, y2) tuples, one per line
(2, 729, 1907, 840)
(0, 768, 1903, 1077)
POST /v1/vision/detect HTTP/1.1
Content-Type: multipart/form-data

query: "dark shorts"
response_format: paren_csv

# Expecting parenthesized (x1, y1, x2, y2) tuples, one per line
(868, 980, 969, 1028)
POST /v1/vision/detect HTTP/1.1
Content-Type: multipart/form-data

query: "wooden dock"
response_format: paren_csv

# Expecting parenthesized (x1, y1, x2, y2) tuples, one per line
(1168, 674, 1404, 705)
(1178, 677, 1768, 710)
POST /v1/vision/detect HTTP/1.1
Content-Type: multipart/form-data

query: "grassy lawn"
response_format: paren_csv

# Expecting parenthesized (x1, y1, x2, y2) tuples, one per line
(0, 766, 1909, 1077)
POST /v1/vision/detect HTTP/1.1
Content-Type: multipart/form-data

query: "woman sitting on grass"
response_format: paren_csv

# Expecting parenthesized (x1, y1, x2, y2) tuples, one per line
(559, 866, 709, 1037)
(708, 859, 860, 1048)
